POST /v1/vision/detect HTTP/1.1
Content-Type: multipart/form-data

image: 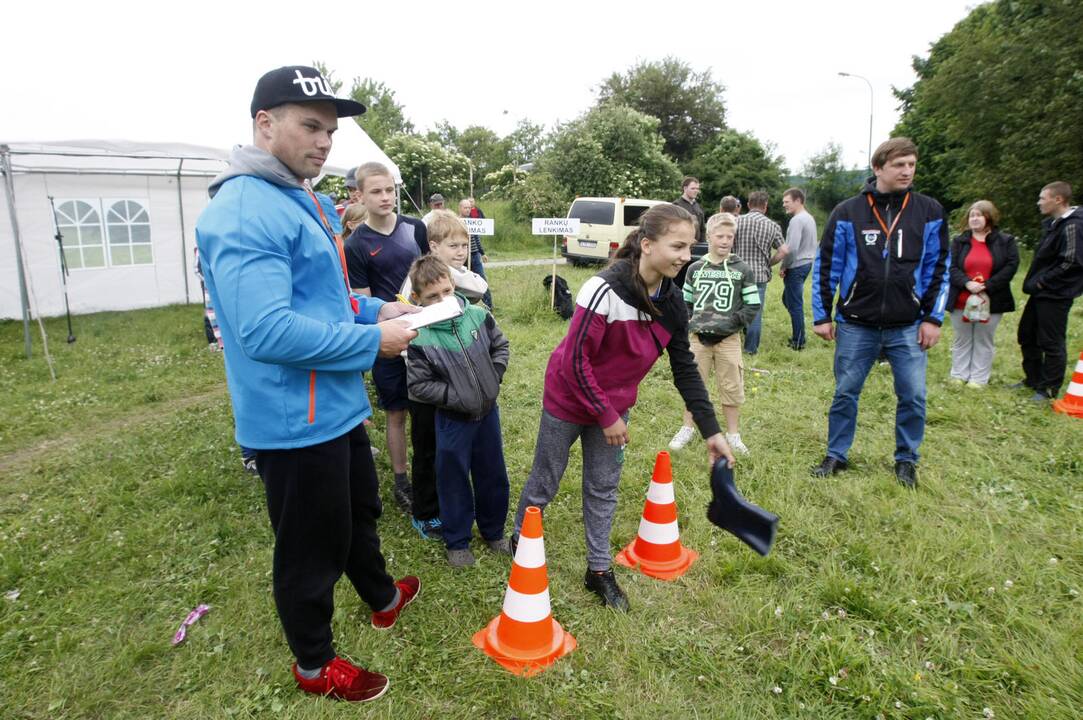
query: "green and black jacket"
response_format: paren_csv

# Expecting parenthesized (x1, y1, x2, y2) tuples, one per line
(406, 294, 510, 421)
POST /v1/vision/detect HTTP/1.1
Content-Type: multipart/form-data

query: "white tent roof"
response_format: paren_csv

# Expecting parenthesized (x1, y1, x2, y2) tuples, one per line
(3, 125, 401, 183)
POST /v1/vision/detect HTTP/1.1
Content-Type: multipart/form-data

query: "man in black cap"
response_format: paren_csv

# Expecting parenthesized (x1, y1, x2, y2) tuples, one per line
(196, 65, 421, 703)
(421, 192, 445, 226)
(345, 166, 361, 205)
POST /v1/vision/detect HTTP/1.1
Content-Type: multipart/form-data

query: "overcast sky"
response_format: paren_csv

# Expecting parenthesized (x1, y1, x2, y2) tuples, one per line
(3, 0, 978, 173)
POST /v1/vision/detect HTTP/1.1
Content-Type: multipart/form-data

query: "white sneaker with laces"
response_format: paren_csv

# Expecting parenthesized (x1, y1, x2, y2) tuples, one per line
(725, 433, 750, 455)
(668, 425, 696, 451)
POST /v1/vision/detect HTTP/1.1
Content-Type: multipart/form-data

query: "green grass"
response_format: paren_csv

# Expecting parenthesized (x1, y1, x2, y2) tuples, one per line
(1, 265, 1082, 719)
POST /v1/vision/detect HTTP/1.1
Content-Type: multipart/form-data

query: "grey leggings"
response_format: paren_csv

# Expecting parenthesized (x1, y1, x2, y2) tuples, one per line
(514, 410, 626, 571)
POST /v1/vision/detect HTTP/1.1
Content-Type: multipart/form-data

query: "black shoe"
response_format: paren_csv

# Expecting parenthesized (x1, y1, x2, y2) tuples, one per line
(584, 569, 630, 612)
(894, 461, 918, 489)
(1008, 381, 1031, 391)
(392, 481, 412, 515)
(811, 456, 848, 477)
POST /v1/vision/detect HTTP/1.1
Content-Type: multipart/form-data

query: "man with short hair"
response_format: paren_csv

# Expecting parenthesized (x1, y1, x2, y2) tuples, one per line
(780, 188, 818, 350)
(810, 137, 950, 488)
(734, 191, 787, 354)
(345, 162, 430, 515)
(460, 198, 494, 309)
(720, 195, 742, 216)
(196, 65, 421, 702)
(674, 177, 706, 244)
(421, 193, 445, 226)
(1016, 181, 1083, 401)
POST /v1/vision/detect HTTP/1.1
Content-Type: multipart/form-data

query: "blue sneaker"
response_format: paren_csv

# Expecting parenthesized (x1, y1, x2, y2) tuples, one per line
(411, 517, 443, 540)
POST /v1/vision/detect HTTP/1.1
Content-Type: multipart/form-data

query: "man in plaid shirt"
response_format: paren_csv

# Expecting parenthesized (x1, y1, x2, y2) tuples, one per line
(734, 191, 788, 354)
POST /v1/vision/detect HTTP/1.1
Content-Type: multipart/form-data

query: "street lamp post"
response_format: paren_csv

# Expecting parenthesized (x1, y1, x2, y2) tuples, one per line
(838, 72, 873, 174)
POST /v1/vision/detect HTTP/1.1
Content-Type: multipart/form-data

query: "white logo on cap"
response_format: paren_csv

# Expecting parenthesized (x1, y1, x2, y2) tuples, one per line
(292, 70, 333, 97)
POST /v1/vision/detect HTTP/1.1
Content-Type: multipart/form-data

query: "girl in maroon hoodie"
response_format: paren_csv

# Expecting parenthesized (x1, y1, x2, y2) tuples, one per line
(512, 203, 734, 611)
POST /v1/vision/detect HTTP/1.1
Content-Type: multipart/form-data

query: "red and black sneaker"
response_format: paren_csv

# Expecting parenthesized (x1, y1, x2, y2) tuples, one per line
(371, 575, 421, 630)
(292, 657, 388, 702)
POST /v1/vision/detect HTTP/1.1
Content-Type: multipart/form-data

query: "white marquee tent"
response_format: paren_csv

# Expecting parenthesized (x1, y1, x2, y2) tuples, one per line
(1, 125, 400, 335)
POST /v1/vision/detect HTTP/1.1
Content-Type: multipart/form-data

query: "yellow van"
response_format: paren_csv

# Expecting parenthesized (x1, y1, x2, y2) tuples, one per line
(561, 197, 665, 266)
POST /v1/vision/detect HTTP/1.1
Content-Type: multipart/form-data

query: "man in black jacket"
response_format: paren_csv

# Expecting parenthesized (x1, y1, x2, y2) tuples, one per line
(674, 176, 706, 287)
(810, 138, 950, 488)
(1016, 181, 1083, 401)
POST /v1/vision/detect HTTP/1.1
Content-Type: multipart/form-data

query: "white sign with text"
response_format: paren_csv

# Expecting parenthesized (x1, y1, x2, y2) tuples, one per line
(532, 218, 580, 235)
(461, 218, 494, 235)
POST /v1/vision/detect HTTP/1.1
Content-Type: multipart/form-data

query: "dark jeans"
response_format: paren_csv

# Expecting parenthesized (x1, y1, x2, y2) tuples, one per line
(256, 423, 396, 668)
(1018, 296, 1073, 396)
(409, 400, 440, 521)
(435, 407, 509, 550)
(470, 250, 494, 310)
(827, 321, 927, 463)
(742, 282, 769, 354)
(781, 263, 811, 348)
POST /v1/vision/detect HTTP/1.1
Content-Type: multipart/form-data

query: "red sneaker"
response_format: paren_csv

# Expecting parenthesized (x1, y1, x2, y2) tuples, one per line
(371, 575, 421, 630)
(292, 657, 388, 702)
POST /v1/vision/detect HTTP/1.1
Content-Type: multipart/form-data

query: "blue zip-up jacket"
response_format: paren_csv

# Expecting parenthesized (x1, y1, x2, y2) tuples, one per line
(196, 146, 385, 450)
(812, 178, 950, 328)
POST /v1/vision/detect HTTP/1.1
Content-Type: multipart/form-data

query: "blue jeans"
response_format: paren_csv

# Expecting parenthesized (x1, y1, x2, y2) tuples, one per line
(469, 250, 494, 310)
(435, 407, 509, 550)
(827, 321, 928, 463)
(742, 282, 768, 354)
(781, 264, 811, 348)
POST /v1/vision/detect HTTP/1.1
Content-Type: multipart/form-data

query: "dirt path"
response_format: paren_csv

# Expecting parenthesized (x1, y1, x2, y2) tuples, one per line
(0, 383, 228, 475)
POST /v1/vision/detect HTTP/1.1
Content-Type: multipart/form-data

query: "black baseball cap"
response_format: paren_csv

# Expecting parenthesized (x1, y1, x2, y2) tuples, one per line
(250, 65, 366, 118)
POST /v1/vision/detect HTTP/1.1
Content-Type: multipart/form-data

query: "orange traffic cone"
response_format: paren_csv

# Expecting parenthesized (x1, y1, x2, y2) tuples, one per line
(1053, 350, 1083, 419)
(615, 451, 699, 580)
(472, 506, 576, 676)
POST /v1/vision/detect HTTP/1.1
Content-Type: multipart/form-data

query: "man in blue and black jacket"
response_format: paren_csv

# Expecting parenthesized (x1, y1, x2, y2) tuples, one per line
(810, 137, 950, 488)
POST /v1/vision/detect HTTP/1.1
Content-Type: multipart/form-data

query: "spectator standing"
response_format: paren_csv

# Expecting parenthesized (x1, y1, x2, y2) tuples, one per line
(673, 177, 707, 287)
(345, 166, 360, 205)
(719, 195, 742, 216)
(1015, 181, 1083, 401)
(946, 200, 1019, 387)
(460, 198, 494, 310)
(345, 162, 430, 515)
(421, 193, 445, 226)
(780, 188, 818, 350)
(734, 191, 787, 354)
(810, 137, 950, 488)
(195, 66, 420, 702)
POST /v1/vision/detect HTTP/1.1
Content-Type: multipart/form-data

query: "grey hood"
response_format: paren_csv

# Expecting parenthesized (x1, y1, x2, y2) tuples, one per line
(208, 145, 305, 198)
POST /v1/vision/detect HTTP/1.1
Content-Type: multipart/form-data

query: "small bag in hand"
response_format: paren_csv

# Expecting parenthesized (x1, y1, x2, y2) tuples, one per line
(962, 273, 990, 324)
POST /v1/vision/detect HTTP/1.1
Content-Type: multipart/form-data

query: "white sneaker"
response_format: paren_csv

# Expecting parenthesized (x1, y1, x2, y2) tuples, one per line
(668, 425, 696, 451)
(725, 433, 750, 455)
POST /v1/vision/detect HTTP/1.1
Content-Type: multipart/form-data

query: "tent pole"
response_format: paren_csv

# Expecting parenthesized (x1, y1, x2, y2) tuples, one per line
(176, 158, 190, 303)
(1, 144, 33, 358)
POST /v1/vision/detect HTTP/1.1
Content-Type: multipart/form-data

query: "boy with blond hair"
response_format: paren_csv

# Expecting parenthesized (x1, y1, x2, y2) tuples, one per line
(668, 212, 760, 454)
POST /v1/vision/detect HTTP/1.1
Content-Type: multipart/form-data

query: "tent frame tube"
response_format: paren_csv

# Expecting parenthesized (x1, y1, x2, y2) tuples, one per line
(1, 144, 33, 358)
(176, 159, 190, 303)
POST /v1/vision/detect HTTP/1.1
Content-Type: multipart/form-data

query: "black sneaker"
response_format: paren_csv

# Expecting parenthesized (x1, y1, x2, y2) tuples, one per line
(811, 456, 848, 478)
(392, 481, 412, 515)
(584, 569, 630, 612)
(894, 461, 918, 489)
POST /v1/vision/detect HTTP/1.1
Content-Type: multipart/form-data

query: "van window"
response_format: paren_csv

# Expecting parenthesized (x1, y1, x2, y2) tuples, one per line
(624, 205, 651, 227)
(569, 200, 615, 225)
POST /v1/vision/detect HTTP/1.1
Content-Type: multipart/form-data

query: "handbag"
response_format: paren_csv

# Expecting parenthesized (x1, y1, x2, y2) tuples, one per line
(962, 274, 990, 323)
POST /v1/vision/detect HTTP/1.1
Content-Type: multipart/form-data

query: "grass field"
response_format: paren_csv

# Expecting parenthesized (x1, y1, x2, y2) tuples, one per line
(1, 263, 1081, 719)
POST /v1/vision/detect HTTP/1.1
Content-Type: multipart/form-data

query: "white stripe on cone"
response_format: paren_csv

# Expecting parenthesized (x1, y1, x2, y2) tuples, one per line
(635, 518, 680, 545)
(1067, 380, 1083, 396)
(1073, 358, 1083, 372)
(502, 587, 552, 623)
(646, 481, 675, 504)
(514, 536, 546, 568)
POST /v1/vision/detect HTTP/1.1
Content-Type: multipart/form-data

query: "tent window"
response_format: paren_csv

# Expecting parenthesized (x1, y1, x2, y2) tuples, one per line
(55, 200, 106, 270)
(106, 200, 153, 266)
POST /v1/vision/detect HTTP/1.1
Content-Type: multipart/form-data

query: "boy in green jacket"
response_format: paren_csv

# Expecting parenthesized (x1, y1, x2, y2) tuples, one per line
(406, 256, 511, 567)
(668, 212, 761, 454)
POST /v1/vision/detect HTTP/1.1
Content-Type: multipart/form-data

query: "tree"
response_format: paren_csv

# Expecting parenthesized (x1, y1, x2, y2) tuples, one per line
(311, 61, 343, 94)
(688, 130, 788, 214)
(383, 134, 470, 208)
(504, 120, 548, 166)
(455, 126, 511, 195)
(802, 143, 864, 213)
(598, 57, 727, 162)
(893, 0, 1083, 244)
(348, 77, 414, 146)
(544, 105, 683, 200)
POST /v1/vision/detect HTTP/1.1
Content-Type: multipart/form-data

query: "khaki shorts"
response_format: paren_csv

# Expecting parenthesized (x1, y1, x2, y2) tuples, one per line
(691, 333, 744, 406)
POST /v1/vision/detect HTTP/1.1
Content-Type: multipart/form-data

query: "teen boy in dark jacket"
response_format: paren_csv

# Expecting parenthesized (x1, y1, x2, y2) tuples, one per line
(810, 137, 950, 488)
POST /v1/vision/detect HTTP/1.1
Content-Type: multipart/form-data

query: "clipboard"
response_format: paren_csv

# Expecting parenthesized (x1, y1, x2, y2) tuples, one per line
(403, 295, 463, 331)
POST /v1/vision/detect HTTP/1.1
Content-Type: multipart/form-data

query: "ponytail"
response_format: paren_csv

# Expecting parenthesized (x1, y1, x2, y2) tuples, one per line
(612, 203, 694, 316)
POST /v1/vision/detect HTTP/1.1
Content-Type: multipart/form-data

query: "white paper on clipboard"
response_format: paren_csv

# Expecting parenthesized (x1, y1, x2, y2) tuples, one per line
(403, 295, 463, 330)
